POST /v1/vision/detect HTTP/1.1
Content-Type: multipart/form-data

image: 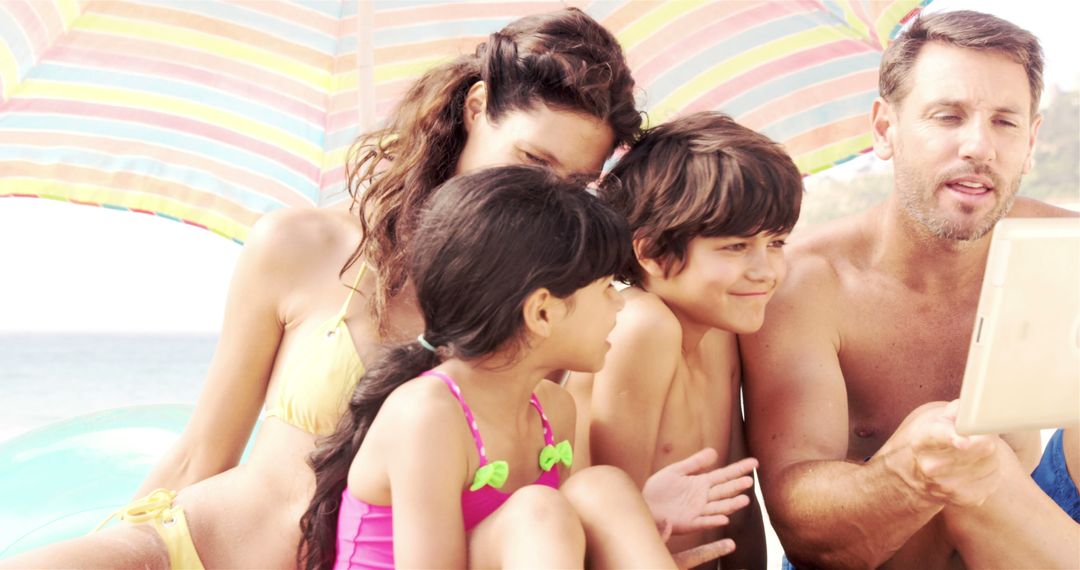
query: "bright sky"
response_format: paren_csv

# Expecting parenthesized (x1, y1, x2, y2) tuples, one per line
(0, 0, 1076, 333)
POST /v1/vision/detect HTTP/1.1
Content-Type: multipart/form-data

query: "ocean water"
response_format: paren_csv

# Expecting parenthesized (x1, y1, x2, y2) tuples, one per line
(0, 333, 215, 442)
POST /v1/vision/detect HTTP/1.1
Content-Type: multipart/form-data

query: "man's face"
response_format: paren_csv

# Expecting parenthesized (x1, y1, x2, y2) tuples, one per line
(874, 42, 1041, 241)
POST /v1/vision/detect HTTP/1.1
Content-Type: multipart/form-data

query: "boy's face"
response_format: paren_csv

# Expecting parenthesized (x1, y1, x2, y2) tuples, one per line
(646, 232, 788, 334)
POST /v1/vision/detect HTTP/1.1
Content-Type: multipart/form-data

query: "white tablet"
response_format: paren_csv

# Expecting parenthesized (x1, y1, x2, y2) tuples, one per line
(956, 217, 1080, 435)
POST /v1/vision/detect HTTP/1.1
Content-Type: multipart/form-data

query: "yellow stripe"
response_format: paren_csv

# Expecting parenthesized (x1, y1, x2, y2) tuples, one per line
(77, 13, 331, 91)
(374, 55, 450, 84)
(58, 0, 82, 30)
(877, 0, 921, 43)
(21, 80, 322, 163)
(0, 178, 255, 242)
(616, 0, 708, 50)
(793, 132, 873, 175)
(835, 1, 871, 43)
(331, 70, 359, 94)
(0, 42, 18, 102)
(649, 25, 841, 124)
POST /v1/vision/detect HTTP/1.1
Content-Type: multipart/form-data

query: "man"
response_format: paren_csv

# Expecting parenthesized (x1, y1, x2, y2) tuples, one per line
(740, 10, 1080, 569)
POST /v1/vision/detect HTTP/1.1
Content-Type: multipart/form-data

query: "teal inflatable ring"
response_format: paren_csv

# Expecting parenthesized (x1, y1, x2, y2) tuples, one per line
(0, 405, 194, 558)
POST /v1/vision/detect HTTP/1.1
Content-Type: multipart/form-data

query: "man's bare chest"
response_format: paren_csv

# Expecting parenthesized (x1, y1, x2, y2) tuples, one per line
(836, 288, 979, 457)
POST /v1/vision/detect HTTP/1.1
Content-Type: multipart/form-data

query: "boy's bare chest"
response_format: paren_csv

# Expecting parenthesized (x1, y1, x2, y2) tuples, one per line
(652, 366, 736, 471)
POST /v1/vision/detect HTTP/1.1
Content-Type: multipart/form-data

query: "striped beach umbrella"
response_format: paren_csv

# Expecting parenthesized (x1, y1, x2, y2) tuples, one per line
(1, 0, 925, 244)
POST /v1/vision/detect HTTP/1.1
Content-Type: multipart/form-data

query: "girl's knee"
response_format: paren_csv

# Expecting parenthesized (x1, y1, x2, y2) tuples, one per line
(504, 484, 584, 541)
(562, 465, 638, 503)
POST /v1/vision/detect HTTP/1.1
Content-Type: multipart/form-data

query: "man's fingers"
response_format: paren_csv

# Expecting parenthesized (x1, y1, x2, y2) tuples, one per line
(707, 475, 754, 501)
(705, 457, 758, 485)
(673, 538, 736, 569)
(664, 447, 720, 476)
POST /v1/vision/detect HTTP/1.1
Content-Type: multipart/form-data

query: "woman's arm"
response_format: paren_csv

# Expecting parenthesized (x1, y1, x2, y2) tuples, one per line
(136, 209, 341, 494)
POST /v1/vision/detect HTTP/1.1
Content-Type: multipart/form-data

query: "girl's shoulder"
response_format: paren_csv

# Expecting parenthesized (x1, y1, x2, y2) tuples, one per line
(378, 374, 472, 437)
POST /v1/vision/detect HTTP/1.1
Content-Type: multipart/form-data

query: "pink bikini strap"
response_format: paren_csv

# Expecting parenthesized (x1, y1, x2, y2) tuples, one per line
(423, 370, 490, 465)
(528, 394, 556, 446)
(422, 370, 555, 462)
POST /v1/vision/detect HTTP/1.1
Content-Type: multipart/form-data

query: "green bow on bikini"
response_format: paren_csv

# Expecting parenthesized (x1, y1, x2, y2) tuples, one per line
(539, 440, 573, 471)
(470, 460, 509, 491)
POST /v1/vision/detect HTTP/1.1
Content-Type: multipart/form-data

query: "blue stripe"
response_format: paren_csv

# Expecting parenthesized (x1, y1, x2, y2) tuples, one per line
(0, 114, 321, 201)
(759, 89, 876, 141)
(29, 63, 327, 147)
(0, 6, 35, 81)
(647, 12, 844, 104)
(374, 18, 511, 48)
(0, 145, 293, 211)
(717, 51, 880, 117)
(585, 0, 629, 22)
(292, 0, 350, 18)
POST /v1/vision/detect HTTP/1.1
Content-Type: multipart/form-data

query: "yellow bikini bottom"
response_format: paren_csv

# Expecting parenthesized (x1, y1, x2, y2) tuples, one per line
(95, 488, 206, 570)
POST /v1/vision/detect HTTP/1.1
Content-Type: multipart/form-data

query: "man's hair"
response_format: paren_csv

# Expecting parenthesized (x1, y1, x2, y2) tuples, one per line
(880, 10, 1044, 115)
(599, 112, 803, 286)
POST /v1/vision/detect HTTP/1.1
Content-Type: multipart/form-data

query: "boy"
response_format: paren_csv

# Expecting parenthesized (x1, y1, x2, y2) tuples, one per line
(567, 112, 803, 568)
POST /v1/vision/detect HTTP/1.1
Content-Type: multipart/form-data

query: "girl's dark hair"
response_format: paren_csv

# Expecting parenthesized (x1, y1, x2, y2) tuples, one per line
(299, 165, 632, 570)
(345, 8, 641, 331)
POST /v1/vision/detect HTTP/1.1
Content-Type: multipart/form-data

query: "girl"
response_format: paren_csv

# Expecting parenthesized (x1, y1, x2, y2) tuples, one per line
(0, 8, 641, 570)
(300, 165, 675, 569)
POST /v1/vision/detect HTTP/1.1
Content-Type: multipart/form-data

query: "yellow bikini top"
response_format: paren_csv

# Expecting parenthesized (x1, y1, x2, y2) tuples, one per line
(265, 264, 368, 435)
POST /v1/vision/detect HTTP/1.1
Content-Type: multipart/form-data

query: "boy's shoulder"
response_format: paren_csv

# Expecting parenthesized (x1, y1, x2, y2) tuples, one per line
(600, 287, 684, 388)
(616, 287, 683, 346)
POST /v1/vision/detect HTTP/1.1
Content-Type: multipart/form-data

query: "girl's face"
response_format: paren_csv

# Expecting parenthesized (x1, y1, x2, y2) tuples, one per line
(456, 85, 615, 179)
(548, 276, 625, 373)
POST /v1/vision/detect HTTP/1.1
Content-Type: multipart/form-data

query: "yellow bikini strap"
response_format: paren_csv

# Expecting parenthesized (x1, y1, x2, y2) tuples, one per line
(336, 262, 368, 319)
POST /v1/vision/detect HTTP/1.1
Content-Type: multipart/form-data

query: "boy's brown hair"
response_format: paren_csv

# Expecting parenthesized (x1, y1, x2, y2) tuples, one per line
(599, 111, 803, 286)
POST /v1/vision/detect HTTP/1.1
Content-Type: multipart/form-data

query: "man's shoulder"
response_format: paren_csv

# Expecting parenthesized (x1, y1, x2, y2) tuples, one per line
(1007, 196, 1079, 219)
(781, 210, 873, 296)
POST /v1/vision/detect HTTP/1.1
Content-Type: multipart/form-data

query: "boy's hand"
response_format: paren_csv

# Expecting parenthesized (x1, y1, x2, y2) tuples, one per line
(643, 448, 757, 536)
(672, 537, 736, 569)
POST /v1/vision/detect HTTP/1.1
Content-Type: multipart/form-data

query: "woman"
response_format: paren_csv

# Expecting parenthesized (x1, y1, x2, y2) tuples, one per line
(1, 8, 640, 569)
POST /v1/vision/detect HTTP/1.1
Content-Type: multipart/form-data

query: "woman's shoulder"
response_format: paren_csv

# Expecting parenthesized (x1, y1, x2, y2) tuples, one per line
(234, 208, 364, 293)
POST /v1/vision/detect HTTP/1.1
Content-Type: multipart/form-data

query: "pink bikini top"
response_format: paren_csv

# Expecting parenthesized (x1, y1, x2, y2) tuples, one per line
(334, 370, 572, 570)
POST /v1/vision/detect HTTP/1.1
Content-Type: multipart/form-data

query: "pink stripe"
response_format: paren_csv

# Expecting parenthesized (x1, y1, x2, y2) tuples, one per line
(624, 1, 767, 71)
(631, 2, 793, 87)
(46, 44, 326, 124)
(4, 98, 320, 180)
(0, 159, 265, 221)
(86, 2, 334, 67)
(53, 30, 329, 107)
(738, 69, 877, 131)
(676, 39, 872, 117)
(374, 2, 581, 28)
(0, 130, 311, 207)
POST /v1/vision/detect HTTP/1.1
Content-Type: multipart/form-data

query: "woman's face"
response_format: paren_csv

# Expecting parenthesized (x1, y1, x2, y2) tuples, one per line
(456, 84, 616, 178)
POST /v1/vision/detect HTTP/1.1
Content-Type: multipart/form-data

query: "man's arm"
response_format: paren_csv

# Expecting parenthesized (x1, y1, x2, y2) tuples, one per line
(740, 261, 953, 569)
(943, 435, 1080, 568)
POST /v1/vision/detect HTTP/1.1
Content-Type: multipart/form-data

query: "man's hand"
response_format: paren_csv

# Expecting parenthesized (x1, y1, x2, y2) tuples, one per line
(888, 400, 1003, 508)
(644, 448, 757, 537)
